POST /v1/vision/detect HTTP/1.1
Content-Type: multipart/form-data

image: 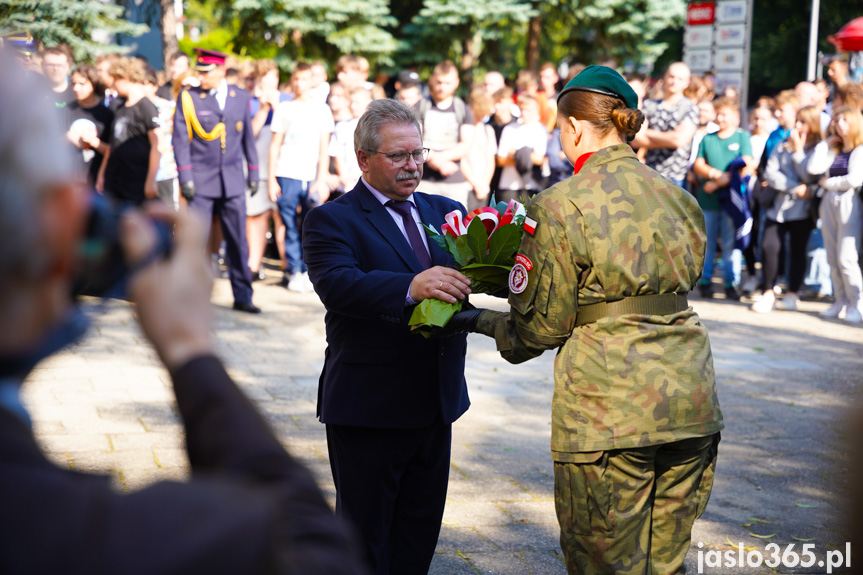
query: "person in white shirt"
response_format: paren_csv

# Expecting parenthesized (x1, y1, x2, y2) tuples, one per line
(461, 88, 497, 211)
(495, 93, 548, 204)
(268, 62, 334, 292)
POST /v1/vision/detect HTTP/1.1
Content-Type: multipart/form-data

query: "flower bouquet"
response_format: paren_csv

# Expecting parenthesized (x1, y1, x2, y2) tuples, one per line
(408, 198, 527, 335)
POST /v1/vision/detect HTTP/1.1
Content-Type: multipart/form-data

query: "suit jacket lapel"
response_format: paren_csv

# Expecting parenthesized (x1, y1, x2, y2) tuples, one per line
(353, 181, 424, 272)
(414, 193, 456, 267)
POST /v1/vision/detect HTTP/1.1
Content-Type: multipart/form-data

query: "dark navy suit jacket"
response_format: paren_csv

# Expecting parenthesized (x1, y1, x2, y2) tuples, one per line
(172, 84, 258, 198)
(302, 180, 470, 429)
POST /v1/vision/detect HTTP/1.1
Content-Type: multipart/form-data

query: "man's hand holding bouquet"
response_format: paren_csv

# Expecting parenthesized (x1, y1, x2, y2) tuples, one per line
(409, 198, 526, 336)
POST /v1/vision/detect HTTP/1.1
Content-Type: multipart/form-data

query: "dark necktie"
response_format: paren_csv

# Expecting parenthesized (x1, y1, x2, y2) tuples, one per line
(387, 200, 432, 269)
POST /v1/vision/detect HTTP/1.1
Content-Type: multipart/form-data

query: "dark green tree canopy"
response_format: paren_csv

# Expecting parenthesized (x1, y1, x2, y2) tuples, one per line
(0, 0, 147, 61)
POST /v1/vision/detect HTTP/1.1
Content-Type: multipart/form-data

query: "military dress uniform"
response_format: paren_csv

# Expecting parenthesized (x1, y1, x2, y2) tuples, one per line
(173, 54, 259, 310)
(477, 144, 724, 574)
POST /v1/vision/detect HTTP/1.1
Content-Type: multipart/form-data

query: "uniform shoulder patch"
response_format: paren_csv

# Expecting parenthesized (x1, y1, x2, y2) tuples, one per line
(523, 216, 537, 236)
(515, 254, 533, 271)
(509, 263, 529, 294)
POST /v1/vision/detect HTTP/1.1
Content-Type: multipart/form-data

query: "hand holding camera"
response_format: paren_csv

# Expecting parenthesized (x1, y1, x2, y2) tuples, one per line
(120, 203, 214, 371)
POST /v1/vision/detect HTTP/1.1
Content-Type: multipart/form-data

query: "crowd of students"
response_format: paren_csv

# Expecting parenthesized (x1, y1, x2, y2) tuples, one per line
(12, 37, 863, 321)
(629, 59, 862, 323)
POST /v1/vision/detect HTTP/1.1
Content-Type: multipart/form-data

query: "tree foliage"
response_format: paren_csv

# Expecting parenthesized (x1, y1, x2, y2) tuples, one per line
(207, 0, 398, 70)
(400, 0, 536, 76)
(537, 0, 685, 71)
(750, 0, 861, 97)
(0, 0, 148, 61)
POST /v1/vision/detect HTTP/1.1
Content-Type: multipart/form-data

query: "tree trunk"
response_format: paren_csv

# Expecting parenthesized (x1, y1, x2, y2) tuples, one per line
(160, 0, 178, 72)
(461, 36, 475, 73)
(526, 14, 541, 73)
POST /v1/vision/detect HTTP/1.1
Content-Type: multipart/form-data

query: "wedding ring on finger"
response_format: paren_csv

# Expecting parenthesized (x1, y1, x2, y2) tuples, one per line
(439, 282, 444, 289)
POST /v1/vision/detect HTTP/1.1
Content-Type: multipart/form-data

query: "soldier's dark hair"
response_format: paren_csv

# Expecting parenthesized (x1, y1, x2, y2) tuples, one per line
(557, 90, 644, 140)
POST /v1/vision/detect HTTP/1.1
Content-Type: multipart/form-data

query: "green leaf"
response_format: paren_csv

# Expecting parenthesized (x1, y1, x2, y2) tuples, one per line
(452, 234, 477, 267)
(747, 530, 777, 539)
(794, 503, 818, 508)
(465, 217, 490, 264)
(791, 536, 816, 542)
(463, 266, 511, 293)
(428, 234, 448, 253)
(487, 224, 522, 265)
(408, 298, 462, 338)
(445, 233, 470, 267)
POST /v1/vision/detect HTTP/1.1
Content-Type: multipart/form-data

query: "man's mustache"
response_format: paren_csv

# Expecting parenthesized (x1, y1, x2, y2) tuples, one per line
(397, 170, 420, 181)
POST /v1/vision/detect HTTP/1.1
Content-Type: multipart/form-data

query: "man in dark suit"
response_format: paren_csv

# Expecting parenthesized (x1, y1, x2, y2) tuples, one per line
(302, 99, 473, 575)
(0, 50, 366, 574)
(173, 48, 261, 314)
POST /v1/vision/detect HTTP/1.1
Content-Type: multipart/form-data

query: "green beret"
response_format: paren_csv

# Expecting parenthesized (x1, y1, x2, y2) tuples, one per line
(557, 65, 638, 110)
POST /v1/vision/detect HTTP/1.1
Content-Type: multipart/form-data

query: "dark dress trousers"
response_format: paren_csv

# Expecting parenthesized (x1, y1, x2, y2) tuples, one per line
(173, 85, 259, 305)
(0, 356, 367, 575)
(302, 180, 471, 574)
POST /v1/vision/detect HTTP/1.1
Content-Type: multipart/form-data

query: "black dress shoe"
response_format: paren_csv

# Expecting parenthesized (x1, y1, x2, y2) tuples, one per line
(233, 301, 262, 314)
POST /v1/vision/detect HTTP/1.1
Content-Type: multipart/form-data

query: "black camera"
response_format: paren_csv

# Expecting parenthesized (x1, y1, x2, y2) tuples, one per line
(73, 194, 173, 299)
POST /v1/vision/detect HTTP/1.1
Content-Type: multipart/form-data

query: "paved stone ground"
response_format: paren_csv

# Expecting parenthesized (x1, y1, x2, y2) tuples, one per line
(21, 273, 862, 574)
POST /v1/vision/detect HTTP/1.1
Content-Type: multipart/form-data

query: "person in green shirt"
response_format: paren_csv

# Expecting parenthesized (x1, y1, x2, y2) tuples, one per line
(692, 96, 755, 300)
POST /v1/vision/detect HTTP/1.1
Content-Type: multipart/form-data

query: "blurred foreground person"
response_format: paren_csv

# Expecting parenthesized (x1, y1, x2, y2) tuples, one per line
(455, 66, 723, 574)
(0, 51, 367, 575)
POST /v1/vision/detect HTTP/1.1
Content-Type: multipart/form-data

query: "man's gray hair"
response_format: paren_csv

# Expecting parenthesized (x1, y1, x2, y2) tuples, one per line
(354, 98, 422, 155)
(0, 50, 75, 291)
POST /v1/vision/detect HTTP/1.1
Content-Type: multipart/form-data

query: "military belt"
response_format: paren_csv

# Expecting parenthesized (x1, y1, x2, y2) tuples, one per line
(575, 292, 689, 327)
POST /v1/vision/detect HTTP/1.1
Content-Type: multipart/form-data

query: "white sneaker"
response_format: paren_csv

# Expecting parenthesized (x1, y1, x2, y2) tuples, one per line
(742, 276, 759, 294)
(820, 301, 847, 319)
(777, 293, 799, 311)
(301, 272, 315, 292)
(751, 291, 775, 313)
(845, 306, 863, 324)
(773, 285, 783, 296)
(287, 272, 311, 293)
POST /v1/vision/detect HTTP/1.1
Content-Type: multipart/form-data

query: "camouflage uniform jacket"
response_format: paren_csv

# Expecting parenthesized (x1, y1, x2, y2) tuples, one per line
(477, 144, 724, 461)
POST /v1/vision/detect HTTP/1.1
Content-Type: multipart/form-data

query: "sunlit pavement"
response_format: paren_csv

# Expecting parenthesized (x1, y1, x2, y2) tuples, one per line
(22, 275, 861, 574)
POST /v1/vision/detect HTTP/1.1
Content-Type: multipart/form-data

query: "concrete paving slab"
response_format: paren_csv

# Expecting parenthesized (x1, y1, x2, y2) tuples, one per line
(18, 281, 862, 574)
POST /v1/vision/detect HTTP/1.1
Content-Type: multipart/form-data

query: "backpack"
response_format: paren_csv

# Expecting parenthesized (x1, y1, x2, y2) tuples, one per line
(418, 96, 467, 130)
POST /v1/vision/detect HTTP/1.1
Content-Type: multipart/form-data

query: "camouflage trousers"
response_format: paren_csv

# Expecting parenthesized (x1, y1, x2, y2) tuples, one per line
(554, 433, 720, 575)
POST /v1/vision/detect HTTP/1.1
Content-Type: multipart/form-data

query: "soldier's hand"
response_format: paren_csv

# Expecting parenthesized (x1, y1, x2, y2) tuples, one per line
(248, 180, 259, 196)
(428, 302, 485, 338)
(180, 181, 196, 201)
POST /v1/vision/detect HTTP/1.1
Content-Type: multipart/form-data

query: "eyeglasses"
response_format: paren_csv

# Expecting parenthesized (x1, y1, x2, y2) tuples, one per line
(364, 148, 430, 168)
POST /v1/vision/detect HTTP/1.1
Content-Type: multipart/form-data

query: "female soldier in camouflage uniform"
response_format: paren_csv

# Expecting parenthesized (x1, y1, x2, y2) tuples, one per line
(460, 66, 724, 574)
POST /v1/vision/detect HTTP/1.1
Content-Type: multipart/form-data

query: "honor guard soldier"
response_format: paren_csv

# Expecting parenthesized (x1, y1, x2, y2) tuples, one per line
(173, 48, 262, 313)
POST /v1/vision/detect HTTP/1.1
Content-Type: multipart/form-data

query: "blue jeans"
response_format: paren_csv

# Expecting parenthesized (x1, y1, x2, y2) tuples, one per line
(702, 209, 741, 287)
(275, 177, 310, 274)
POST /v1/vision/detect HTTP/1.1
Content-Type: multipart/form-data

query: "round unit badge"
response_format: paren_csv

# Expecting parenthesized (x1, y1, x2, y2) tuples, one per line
(509, 263, 529, 294)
